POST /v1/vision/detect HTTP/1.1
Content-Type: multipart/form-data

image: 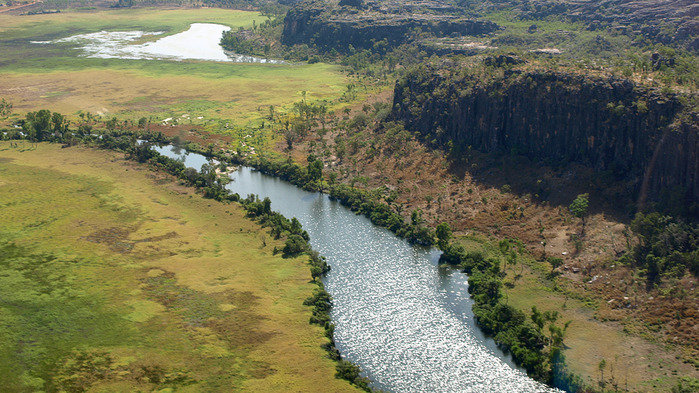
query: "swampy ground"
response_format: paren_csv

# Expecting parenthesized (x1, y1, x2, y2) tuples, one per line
(0, 8, 348, 129)
(0, 143, 360, 392)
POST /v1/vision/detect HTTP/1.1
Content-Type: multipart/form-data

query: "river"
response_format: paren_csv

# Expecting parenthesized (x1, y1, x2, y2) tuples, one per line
(153, 145, 559, 393)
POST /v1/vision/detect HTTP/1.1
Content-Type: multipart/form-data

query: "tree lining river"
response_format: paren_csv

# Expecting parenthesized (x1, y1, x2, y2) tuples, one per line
(153, 145, 559, 393)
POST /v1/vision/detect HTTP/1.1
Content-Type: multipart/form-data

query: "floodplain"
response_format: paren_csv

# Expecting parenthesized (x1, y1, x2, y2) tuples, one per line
(0, 143, 359, 392)
(0, 8, 347, 127)
(0, 7, 360, 391)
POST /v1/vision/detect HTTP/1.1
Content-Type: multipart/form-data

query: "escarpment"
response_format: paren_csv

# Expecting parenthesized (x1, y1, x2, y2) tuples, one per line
(391, 65, 699, 213)
(281, 0, 500, 52)
(488, 0, 699, 52)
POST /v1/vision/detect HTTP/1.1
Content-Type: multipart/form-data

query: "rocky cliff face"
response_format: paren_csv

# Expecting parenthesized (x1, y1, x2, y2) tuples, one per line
(281, 0, 698, 54)
(515, 0, 699, 51)
(392, 64, 699, 211)
(281, 0, 500, 52)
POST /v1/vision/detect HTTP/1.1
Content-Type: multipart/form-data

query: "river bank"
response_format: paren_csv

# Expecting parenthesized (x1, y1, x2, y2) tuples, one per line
(4, 112, 696, 386)
(144, 127, 693, 391)
(287, 90, 699, 392)
(1, 5, 695, 389)
(0, 143, 361, 392)
(148, 141, 558, 392)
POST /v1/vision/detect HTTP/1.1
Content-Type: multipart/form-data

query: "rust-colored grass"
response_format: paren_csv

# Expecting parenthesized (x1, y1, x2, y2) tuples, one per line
(500, 258, 697, 392)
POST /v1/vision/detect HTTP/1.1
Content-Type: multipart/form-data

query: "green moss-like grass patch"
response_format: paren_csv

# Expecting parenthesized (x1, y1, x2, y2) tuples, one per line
(0, 143, 359, 393)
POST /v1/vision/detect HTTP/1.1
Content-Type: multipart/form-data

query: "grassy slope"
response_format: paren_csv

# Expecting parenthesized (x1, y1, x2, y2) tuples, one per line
(452, 235, 697, 392)
(0, 8, 347, 126)
(0, 143, 359, 393)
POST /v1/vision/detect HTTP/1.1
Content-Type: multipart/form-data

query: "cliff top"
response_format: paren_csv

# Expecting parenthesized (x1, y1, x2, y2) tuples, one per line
(289, 0, 479, 24)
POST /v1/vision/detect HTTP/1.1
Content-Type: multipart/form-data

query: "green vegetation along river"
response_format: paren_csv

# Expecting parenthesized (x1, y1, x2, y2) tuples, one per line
(154, 145, 560, 392)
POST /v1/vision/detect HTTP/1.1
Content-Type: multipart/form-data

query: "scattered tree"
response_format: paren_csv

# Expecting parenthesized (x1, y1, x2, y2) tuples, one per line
(598, 359, 607, 387)
(548, 257, 563, 275)
(0, 98, 13, 120)
(435, 222, 452, 250)
(569, 193, 589, 235)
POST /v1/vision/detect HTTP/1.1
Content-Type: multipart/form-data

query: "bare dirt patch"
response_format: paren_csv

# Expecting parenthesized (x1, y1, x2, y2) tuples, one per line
(83, 226, 137, 253)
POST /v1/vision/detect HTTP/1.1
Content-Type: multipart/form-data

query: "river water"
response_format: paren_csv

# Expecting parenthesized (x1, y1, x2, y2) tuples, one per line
(153, 145, 558, 393)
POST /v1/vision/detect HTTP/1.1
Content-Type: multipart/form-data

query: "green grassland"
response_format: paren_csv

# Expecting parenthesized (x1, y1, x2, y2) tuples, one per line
(0, 143, 360, 393)
(0, 8, 261, 41)
(0, 8, 348, 128)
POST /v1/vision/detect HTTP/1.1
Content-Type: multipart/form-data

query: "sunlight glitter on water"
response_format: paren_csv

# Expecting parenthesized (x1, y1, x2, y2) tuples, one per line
(320, 219, 557, 393)
(154, 146, 562, 393)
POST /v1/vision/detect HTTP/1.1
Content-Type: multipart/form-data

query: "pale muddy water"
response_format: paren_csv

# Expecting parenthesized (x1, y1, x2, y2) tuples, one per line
(32, 23, 280, 63)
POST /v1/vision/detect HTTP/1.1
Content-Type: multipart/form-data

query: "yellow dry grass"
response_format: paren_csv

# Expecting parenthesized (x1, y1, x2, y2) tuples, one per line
(0, 8, 348, 126)
(0, 142, 359, 392)
(1, 65, 346, 123)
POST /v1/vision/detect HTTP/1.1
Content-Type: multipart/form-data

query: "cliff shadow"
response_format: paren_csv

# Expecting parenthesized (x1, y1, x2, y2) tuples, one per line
(447, 149, 638, 224)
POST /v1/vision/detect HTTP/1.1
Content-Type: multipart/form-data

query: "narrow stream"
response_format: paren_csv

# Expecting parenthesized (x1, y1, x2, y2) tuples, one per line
(153, 146, 559, 393)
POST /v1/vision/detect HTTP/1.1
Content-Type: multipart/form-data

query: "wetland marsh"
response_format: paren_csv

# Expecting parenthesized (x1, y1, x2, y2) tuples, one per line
(0, 9, 346, 127)
(32, 22, 280, 63)
(0, 9, 560, 390)
(0, 143, 360, 392)
(0, 9, 357, 391)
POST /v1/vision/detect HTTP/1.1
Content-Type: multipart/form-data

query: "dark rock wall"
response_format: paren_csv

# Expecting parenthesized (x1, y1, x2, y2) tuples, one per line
(519, 0, 699, 52)
(392, 67, 699, 207)
(281, 0, 500, 52)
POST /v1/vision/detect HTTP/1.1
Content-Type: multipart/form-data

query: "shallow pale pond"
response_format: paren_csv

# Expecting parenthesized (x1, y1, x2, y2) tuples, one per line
(33, 23, 279, 63)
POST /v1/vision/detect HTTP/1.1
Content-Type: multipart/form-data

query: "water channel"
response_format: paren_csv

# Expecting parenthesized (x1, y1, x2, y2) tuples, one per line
(153, 145, 559, 393)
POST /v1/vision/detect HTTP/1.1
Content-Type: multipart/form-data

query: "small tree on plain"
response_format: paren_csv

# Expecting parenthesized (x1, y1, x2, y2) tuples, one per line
(0, 98, 13, 120)
(569, 193, 589, 236)
(598, 359, 607, 387)
(548, 257, 563, 275)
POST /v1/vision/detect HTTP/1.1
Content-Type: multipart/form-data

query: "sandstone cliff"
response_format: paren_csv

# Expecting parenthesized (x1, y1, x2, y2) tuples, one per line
(391, 64, 699, 214)
(281, 0, 500, 52)
(509, 0, 699, 52)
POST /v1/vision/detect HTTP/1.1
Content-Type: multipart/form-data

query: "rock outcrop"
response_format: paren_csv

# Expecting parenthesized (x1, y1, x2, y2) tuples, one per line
(517, 0, 699, 51)
(281, 0, 698, 54)
(392, 64, 699, 213)
(281, 0, 500, 52)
